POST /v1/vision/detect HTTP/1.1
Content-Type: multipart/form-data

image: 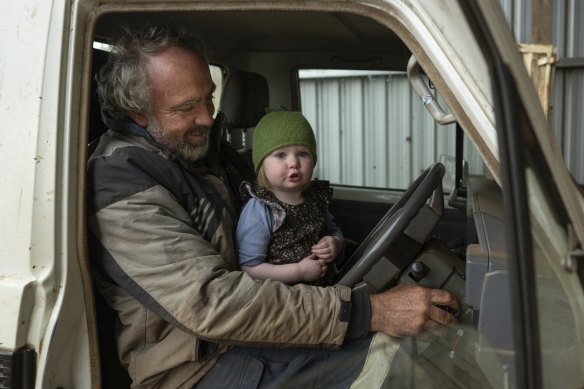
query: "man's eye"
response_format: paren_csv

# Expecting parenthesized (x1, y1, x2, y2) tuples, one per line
(174, 103, 196, 113)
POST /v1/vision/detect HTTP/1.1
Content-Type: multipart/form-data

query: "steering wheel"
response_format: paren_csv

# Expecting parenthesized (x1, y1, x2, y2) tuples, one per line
(336, 162, 446, 291)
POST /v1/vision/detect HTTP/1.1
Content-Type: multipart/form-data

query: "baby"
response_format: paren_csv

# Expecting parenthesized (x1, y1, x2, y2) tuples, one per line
(236, 111, 343, 286)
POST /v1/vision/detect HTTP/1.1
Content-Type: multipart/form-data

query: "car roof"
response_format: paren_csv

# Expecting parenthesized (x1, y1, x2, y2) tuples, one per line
(94, 10, 409, 67)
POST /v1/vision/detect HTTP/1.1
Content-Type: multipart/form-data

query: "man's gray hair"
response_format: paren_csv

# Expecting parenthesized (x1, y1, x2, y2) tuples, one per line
(96, 24, 207, 117)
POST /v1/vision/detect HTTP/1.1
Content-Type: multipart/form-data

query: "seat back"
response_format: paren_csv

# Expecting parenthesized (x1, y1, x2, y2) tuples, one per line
(218, 70, 269, 153)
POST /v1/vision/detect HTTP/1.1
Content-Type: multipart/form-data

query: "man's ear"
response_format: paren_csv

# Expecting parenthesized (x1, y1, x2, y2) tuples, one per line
(128, 111, 149, 127)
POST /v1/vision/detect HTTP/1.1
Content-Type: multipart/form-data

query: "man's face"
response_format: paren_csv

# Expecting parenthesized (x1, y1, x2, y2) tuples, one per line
(133, 46, 216, 162)
(147, 113, 211, 162)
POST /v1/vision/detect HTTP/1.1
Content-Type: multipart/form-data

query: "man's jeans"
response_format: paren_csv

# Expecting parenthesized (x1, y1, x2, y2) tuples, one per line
(193, 333, 402, 388)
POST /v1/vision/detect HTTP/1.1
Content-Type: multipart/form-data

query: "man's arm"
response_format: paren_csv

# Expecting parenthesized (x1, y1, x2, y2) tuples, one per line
(89, 142, 459, 347)
(369, 283, 460, 337)
(241, 255, 327, 284)
(88, 145, 352, 348)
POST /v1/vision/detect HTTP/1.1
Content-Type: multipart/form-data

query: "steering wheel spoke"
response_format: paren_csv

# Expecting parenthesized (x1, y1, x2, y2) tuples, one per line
(336, 163, 446, 290)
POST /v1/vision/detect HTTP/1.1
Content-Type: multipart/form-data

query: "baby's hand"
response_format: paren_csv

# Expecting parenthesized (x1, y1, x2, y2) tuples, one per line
(297, 254, 327, 281)
(311, 236, 343, 262)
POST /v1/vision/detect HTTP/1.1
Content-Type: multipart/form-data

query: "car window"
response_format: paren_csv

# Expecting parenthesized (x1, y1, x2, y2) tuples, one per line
(525, 157, 584, 387)
(209, 66, 224, 115)
(299, 69, 486, 192)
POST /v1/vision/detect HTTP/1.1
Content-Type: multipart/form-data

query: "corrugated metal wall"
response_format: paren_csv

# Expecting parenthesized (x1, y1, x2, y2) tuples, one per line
(300, 1, 584, 187)
(300, 73, 483, 189)
(550, 0, 584, 183)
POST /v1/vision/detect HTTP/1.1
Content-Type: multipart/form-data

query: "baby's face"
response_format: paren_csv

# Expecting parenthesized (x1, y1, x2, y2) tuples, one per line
(263, 145, 314, 193)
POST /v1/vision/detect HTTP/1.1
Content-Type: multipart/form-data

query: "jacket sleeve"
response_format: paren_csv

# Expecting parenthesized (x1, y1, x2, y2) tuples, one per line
(88, 151, 352, 349)
(236, 199, 272, 267)
(324, 209, 343, 239)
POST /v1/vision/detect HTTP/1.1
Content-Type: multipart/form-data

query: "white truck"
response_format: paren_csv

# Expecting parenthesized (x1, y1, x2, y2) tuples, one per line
(1, 0, 583, 388)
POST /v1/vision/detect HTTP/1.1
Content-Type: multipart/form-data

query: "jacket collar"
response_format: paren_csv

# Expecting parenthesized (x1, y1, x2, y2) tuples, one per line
(101, 111, 168, 151)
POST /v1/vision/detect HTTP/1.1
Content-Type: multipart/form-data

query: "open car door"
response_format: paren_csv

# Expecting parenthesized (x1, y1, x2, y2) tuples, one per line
(403, 1, 584, 388)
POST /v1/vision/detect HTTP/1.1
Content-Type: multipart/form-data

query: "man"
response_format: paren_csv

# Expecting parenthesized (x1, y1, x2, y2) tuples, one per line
(88, 24, 459, 388)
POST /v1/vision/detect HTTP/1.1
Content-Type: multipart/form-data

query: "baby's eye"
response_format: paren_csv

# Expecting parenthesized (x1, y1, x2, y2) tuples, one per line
(298, 151, 311, 158)
(274, 151, 286, 159)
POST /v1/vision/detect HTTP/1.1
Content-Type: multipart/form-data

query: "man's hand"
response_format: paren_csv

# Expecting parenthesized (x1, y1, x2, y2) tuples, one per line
(369, 283, 460, 337)
(311, 236, 343, 262)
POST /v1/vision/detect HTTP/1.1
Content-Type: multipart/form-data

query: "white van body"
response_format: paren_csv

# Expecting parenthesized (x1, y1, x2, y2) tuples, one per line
(1, 0, 583, 388)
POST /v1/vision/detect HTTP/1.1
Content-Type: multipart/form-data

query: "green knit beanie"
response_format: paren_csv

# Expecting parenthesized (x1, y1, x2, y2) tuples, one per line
(252, 111, 317, 171)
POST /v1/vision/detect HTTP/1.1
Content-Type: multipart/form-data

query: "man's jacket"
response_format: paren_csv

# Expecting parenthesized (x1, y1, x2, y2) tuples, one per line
(86, 116, 354, 388)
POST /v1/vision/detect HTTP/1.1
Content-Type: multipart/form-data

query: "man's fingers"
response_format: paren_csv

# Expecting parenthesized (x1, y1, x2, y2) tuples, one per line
(429, 304, 457, 325)
(429, 288, 460, 311)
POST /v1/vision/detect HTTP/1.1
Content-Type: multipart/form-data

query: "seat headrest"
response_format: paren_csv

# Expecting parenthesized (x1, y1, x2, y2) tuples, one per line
(219, 71, 269, 129)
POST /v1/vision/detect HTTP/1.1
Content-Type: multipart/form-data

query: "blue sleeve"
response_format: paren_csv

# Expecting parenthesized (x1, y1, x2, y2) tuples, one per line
(236, 198, 273, 267)
(324, 209, 343, 240)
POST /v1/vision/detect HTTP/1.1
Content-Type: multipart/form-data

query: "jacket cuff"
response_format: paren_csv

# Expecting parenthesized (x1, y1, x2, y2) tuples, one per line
(344, 290, 371, 341)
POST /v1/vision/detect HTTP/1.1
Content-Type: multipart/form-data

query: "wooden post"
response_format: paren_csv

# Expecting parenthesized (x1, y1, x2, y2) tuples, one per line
(531, 0, 551, 44)
(518, 44, 557, 117)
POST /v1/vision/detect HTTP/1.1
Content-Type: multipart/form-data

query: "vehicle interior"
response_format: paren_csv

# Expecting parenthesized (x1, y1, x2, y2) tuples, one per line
(85, 6, 555, 389)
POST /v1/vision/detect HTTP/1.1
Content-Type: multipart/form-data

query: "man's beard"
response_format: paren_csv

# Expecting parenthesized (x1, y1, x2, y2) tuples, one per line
(147, 118, 211, 163)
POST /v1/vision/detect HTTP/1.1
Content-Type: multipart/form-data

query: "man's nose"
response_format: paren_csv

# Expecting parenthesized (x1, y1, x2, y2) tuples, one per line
(195, 103, 215, 127)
